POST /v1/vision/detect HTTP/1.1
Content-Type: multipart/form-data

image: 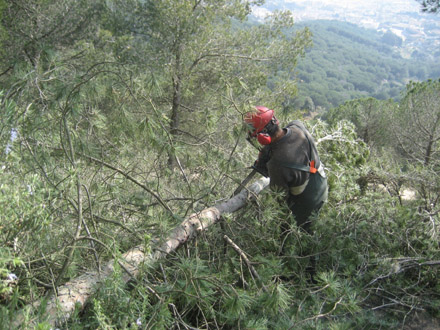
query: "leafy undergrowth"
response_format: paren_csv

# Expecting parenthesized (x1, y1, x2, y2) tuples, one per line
(1, 115, 438, 329)
(49, 182, 439, 329)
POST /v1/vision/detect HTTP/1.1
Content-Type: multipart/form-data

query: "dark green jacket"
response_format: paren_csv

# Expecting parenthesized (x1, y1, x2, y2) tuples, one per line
(260, 120, 328, 229)
(266, 120, 322, 192)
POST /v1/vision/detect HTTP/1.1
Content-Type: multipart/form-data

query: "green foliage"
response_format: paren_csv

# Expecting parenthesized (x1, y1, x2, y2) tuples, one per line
(0, 0, 103, 75)
(324, 79, 439, 213)
(394, 79, 440, 165)
(309, 120, 370, 199)
(387, 79, 440, 210)
(0, 91, 16, 153)
(326, 97, 395, 148)
(0, 0, 6, 51)
(73, 261, 175, 330)
(0, 248, 22, 302)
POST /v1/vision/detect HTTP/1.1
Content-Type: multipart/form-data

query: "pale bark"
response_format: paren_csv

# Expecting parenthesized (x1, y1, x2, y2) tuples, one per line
(17, 177, 270, 327)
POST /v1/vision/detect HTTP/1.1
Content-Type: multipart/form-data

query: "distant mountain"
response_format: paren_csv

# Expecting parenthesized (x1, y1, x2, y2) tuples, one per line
(256, 0, 422, 22)
(282, 20, 440, 111)
(253, 0, 440, 61)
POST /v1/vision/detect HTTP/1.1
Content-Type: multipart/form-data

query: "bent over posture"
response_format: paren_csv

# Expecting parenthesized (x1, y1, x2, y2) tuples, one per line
(244, 106, 328, 233)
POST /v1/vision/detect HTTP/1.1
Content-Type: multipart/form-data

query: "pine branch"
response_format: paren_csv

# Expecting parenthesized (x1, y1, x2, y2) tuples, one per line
(223, 235, 268, 293)
(78, 153, 174, 215)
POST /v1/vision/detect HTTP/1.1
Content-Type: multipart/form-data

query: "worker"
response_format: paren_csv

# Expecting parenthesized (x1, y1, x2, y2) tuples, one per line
(244, 105, 328, 235)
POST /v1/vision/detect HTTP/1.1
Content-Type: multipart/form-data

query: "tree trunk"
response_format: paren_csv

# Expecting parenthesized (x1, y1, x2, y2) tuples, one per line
(168, 44, 183, 168)
(16, 177, 270, 328)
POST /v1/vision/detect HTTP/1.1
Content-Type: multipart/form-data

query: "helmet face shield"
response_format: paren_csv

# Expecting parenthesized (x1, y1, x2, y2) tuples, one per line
(244, 121, 258, 137)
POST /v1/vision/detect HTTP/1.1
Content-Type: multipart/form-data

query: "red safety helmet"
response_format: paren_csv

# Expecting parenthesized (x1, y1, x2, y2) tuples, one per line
(244, 106, 277, 145)
(244, 106, 274, 136)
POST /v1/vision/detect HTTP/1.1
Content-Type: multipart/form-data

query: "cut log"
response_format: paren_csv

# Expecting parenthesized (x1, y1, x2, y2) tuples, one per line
(17, 177, 270, 327)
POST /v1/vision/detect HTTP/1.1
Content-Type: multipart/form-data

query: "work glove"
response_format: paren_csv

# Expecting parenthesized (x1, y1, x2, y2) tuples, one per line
(252, 159, 269, 177)
(251, 147, 271, 177)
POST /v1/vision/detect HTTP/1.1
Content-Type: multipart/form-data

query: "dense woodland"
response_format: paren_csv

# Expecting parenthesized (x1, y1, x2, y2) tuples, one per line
(0, 0, 440, 329)
(292, 20, 440, 111)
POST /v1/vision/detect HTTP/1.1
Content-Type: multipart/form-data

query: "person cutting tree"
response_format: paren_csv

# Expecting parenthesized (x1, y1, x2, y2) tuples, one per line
(243, 105, 328, 235)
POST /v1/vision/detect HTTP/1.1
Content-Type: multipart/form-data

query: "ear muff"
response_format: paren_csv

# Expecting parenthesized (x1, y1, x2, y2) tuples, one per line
(257, 133, 271, 145)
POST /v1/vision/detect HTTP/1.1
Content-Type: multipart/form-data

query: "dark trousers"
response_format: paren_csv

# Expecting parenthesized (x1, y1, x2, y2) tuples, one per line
(287, 172, 328, 233)
(281, 173, 328, 280)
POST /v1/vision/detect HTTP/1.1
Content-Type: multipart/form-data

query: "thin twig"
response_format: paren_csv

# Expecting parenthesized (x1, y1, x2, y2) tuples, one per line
(82, 184, 101, 272)
(91, 214, 142, 240)
(290, 296, 344, 328)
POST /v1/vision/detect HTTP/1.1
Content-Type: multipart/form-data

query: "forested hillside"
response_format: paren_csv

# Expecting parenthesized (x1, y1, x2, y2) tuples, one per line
(292, 20, 440, 111)
(1, 1, 440, 329)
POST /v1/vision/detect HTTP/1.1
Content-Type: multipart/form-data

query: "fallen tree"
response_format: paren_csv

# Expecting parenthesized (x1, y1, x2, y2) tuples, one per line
(17, 177, 270, 327)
